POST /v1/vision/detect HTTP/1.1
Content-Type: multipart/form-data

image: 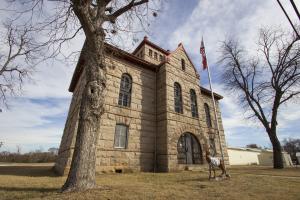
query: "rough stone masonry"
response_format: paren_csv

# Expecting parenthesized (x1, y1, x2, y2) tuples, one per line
(54, 37, 229, 175)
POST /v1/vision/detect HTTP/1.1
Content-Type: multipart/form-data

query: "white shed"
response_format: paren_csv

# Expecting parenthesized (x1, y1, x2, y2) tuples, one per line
(228, 147, 293, 166)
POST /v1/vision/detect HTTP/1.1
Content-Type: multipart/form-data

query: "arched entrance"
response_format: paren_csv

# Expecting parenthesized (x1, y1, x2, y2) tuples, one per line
(177, 133, 203, 164)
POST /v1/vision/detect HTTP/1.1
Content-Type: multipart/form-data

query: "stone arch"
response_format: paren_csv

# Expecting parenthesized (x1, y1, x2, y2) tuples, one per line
(177, 132, 203, 164)
(170, 124, 208, 164)
(171, 124, 207, 148)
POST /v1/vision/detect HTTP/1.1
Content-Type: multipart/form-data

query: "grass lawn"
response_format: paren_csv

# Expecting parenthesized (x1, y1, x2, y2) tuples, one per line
(0, 164, 299, 200)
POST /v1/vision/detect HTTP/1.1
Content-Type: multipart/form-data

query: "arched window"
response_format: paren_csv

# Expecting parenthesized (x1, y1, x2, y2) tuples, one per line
(181, 59, 185, 71)
(118, 74, 132, 107)
(204, 103, 212, 127)
(190, 89, 198, 118)
(174, 82, 183, 113)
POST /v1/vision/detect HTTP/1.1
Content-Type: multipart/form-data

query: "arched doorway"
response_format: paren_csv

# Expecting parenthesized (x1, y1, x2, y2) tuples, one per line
(177, 133, 203, 164)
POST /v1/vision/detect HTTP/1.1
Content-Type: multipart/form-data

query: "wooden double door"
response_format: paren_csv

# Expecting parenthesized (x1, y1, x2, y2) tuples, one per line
(177, 133, 203, 164)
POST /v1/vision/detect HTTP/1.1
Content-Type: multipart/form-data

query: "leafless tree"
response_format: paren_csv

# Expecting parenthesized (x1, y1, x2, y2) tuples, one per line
(220, 27, 300, 169)
(3, 0, 160, 192)
(16, 145, 21, 154)
(0, 141, 3, 149)
(246, 144, 261, 149)
(0, 23, 41, 108)
(282, 138, 300, 164)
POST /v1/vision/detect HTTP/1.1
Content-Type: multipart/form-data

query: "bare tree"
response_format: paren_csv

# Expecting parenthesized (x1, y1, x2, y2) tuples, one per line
(282, 138, 300, 164)
(3, 0, 160, 192)
(246, 144, 261, 149)
(220, 27, 300, 169)
(0, 23, 41, 108)
(0, 141, 3, 149)
(16, 145, 21, 154)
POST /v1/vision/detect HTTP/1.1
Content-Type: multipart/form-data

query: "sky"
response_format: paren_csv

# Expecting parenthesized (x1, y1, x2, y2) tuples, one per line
(0, 0, 300, 153)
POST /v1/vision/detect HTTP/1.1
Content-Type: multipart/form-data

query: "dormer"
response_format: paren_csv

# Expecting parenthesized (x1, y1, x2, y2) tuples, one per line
(132, 36, 169, 65)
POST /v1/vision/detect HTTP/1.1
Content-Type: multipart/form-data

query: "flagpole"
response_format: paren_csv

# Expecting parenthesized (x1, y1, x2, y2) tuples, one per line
(206, 63, 225, 162)
(201, 38, 225, 164)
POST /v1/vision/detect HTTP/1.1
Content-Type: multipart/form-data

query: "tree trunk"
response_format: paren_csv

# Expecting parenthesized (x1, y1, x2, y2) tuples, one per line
(269, 131, 284, 169)
(61, 38, 106, 192)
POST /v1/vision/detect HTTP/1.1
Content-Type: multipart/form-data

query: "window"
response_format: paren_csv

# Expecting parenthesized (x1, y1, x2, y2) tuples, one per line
(154, 52, 158, 60)
(190, 89, 198, 117)
(209, 138, 216, 156)
(114, 124, 128, 148)
(181, 59, 185, 71)
(149, 49, 153, 57)
(204, 103, 212, 127)
(118, 74, 132, 107)
(174, 82, 183, 113)
(159, 55, 163, 62)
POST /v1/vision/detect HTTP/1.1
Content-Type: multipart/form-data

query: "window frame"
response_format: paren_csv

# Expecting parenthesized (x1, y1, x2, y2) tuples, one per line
(204, 103, 212, 127)
(154, 52, 158, 60)
(181, 59, 186, 71)
(114, 124, 129, 149)
(149, 49, 153, 57)
(174, 82, 183, 114)
(159, 55, 163, 62)
(118, 73, 132, 107)
(190, 89, 199, 118)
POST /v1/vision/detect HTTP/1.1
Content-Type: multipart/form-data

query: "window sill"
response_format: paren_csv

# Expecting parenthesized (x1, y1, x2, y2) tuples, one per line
(114, 147, 127, 150)
(116, 104, 131, 109)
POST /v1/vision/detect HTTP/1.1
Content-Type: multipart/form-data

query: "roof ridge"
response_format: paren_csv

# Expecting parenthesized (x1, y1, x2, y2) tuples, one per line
(132, 36, 170, 55)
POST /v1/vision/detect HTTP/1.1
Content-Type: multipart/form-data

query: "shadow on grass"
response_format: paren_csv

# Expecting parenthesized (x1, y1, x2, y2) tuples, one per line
(0, 166, 59, 177)
(0, 186, 58, 193)
(178, 176, 209, 182)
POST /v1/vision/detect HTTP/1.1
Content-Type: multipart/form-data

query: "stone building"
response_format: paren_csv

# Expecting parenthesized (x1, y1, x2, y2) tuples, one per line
(54, 37, 229, 175)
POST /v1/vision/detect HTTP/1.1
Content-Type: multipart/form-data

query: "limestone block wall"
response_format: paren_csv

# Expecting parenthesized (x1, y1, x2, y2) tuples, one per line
(143, 44, 165, 65)
(95, 55, 156, 173)
(156, 64, 168, 172)
(54, 69, 84, 175)
(55, 41, 229, 175)
(55, 53, 157, 174)
(163, 45, 208, 171)
(201, 93, 229, 165)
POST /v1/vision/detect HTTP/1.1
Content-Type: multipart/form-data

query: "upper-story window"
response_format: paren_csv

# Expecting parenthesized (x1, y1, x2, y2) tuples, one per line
(118, 74, 132, 107)
(174, 82, 183, 113)
(154, 52, 158, 60)
(190, 89, 198, 118)
(181, 59, 185, 71)
(204, 103, 212, 127)
(114, 124, 128, 149)
(149, 49, 153, 57)
(159, 55, 163, 62)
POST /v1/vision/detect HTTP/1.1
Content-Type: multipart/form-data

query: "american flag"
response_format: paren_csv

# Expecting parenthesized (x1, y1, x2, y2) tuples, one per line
(200, 38, 208, 70)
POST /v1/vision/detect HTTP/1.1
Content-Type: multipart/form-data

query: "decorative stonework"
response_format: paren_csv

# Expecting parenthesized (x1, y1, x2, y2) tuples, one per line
(54, 38, 229, 175)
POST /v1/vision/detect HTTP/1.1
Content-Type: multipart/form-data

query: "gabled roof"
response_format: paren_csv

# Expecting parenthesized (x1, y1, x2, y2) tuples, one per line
(68, 38, 223, 102)
(69, 42, 158, 92)
(167, 43, 200, 79)
(132, 36, 170, 55)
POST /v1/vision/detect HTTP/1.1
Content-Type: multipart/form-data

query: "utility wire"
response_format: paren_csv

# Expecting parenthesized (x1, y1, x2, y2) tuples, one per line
(277, 0, 300, 39)
(290, 0, 300, 21)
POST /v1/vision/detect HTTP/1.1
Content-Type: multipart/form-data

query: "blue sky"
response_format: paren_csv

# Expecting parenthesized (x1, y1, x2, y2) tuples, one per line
(0, 0, 300, 153)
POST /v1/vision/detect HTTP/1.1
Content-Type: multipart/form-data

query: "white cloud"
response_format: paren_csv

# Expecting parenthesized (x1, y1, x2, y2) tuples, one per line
(168, 0, 300, 147)
(0, 97, 70, 153)
(1, 0, 300, 152)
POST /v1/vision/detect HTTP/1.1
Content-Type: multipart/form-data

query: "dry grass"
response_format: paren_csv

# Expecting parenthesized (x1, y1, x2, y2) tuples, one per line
(0, 163, 299, 200)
